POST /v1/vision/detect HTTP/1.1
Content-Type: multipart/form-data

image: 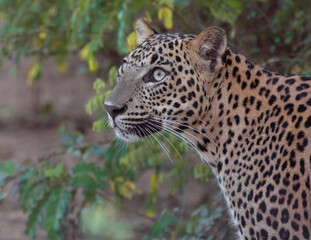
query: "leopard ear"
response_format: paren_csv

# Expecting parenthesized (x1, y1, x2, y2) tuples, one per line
(189, 27, 227, 72)
(135, 18, 157, 44)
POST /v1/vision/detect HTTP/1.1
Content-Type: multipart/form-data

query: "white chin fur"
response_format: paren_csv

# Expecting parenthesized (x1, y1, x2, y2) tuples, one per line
(115, 128, 141, 142)
(107, 114, 114, 128)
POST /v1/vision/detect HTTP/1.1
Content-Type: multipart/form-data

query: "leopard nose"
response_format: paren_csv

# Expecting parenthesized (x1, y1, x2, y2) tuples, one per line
(105, 104, 128, 121)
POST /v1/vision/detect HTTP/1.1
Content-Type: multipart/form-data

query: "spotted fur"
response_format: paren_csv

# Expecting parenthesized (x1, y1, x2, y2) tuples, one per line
(105, 19, 311, 240)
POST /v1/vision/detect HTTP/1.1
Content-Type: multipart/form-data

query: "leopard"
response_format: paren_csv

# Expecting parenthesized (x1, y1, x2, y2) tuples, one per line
(104, 18, 311, 240)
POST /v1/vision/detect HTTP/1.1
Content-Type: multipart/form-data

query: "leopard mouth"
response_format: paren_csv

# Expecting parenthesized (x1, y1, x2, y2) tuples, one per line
(114, 120, 162, 142)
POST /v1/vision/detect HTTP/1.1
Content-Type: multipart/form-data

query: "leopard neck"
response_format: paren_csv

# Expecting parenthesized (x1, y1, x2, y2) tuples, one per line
(197, 48, 286, 170)
(189, 47, 311, 238)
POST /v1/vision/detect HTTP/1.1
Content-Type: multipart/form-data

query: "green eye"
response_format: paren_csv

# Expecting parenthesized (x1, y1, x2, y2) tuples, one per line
(153, 69, 166, 81)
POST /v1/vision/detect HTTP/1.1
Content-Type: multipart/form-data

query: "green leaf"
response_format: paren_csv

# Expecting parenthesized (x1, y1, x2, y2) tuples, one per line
(44, 185, 71, 240)
(85, 91, 111, 115)
(60, 127, 84, 148)
(116, 2, 129, 55)
(108, 66, 118, 86)
(19, 168, 47, 212)
(70, 162, 106, 201)
(144, 208, 179, 239)
(92, 119, 105, 132)
(205, 0, 243, 26)
(93, 78, 106, 94)
(0, 160, 16, 176)
(25, 188, 53, 238)
(120, 145, 152, 170)
(193, 164, 213, 182)
(44, 163, 64, 178)
(19, 180, 46, 212)
(159, 0, 174, 5)
(185, 204, 225, 237)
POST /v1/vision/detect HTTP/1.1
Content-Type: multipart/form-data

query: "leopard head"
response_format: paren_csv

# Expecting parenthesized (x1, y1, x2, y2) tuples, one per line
(104, 19, 227, 142)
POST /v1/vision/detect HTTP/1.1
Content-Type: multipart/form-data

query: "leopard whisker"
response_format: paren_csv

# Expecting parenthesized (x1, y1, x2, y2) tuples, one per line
(152, 116, 221, 152)
(147, 119, 208, 157)
(146, 123, 182, 161)
(142, 123, 174, 163)
(112, 137, 128, 156)
(149, 117, 218, 153)
(137, 125, 153, 150)
(159, 126, 201, 154)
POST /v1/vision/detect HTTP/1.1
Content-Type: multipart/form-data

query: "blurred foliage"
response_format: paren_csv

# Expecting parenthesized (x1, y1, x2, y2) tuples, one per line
(0, 0, 311, 239)
(81, 202, 134, 239)
(144, 194, 229, 240)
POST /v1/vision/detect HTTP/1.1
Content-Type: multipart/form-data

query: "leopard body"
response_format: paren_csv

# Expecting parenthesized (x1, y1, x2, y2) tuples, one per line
(105, 19, 311, 240)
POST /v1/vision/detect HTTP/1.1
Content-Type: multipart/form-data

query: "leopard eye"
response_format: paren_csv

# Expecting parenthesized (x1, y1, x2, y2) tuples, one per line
(153, 68, 166, 81)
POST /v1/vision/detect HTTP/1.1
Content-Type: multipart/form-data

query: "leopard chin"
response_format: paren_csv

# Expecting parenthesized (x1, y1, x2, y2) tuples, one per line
(114, 127, 141, 142)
